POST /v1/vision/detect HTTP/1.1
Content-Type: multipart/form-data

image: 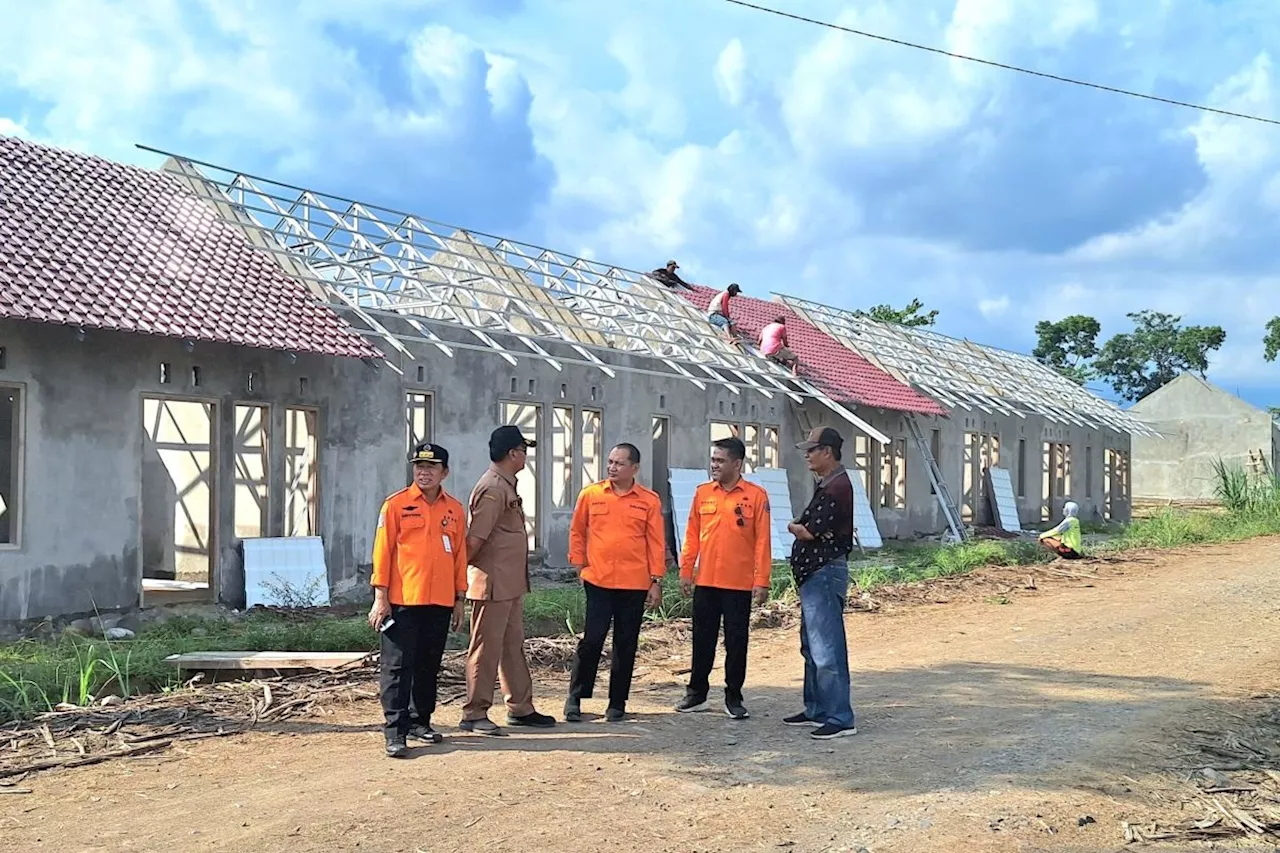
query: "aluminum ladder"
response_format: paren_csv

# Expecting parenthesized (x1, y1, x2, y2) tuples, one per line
(905, 415, 967, 543)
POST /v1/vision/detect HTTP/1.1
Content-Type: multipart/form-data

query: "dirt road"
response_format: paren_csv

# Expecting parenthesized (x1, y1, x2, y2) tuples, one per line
(4, 539, 1280, 853)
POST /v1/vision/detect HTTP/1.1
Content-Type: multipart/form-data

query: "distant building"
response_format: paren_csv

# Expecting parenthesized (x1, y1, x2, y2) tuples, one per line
(681, 288, 1153, 533)
(1130, 373, 1280, 500)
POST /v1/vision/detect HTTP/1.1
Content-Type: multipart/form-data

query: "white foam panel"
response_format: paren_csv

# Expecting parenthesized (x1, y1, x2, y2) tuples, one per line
(243, 536, 330, 608)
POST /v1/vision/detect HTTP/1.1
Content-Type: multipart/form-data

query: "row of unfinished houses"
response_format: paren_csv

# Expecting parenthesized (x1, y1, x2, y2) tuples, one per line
(0, 135, 1157, 624)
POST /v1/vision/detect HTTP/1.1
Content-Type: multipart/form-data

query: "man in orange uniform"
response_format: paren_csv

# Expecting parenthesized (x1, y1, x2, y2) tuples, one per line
(677, 436, 772, 719)
(369, 442, 468, 758)
(564, 443, 666, 723)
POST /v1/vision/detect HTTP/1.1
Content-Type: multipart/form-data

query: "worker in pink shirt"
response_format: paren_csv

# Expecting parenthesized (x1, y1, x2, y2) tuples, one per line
(759, 316, 799, 375)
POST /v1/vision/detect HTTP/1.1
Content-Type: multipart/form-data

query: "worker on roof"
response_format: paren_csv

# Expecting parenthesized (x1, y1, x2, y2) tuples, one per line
(760, 316, 800, 375)
(652, 259, 693, 290)
(460, 426, 557, 735)
(707, 283, 742, 342)
(1038, 501, 1083, 560)
(676, 436, 772, 720)
(563, 443, 666, 724)
(369, 441, 468, 759)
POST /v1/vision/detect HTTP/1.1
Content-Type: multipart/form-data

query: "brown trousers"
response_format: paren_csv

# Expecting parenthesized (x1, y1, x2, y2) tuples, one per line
(462, 596, 536, 720)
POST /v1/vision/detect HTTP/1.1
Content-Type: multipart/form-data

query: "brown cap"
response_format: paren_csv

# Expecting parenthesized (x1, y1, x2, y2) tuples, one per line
(795, 426, 844, 452)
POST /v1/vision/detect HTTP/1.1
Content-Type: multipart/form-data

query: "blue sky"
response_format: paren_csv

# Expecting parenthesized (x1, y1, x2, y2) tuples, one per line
(2, 0, 1279, 408)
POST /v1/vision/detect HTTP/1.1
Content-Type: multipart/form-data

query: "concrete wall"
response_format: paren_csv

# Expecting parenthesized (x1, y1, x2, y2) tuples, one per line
(0, 319, 402, 622)
(813, 407, 1132, 537)
(1130, 373, 1275, 500)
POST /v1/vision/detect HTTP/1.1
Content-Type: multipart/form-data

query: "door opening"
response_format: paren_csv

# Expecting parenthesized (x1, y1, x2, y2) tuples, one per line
(141, 398, 216, 604)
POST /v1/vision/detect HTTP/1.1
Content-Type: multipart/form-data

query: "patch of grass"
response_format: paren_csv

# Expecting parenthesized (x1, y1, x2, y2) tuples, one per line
(1119, 504, 1280, 550)
(1080, 520, 1125, 535)
(523, 586, 588, 636)
(853, 538, 1052, 591)
(1209, 456, 1280, 516)
(0, 611, 378, 723)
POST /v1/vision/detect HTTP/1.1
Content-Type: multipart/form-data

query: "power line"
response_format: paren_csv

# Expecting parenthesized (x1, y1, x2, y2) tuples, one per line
(721, 0, 1280, 127)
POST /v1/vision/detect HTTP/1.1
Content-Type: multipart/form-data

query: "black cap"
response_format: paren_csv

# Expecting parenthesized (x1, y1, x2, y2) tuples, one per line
(490, 425, 537, 457)
(795, 427, 844, 452)
(408, 441, 450, 467)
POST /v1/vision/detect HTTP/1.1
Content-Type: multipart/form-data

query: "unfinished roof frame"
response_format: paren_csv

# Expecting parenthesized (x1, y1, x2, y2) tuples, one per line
(779, 293, 1159, 438)
(149, 149, 901, 443)
(152, 151, 815, 399)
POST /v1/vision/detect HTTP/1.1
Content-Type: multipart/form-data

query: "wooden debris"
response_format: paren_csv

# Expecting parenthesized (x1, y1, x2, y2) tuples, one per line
(1, 648, 473, 779)
(163, 650, 374, 670)
(1126, 701, 1280, 844)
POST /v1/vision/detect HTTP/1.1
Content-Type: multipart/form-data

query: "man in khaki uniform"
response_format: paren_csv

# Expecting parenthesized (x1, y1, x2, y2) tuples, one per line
(460, 425, 556, 734)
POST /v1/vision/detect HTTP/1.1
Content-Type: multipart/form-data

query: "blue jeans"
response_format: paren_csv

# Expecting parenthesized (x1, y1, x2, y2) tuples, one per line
(707, 312, 730, 330)
(799, 559, 855, 728)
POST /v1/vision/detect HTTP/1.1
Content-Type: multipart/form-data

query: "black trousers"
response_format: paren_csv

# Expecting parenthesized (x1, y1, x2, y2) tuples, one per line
(379, 604, 452, 740)
(567, 582, 648, 710)
(687, 586, 752, 703)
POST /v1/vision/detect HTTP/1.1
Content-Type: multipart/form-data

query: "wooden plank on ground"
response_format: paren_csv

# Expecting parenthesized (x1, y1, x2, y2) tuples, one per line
(163, 651, 369, 671)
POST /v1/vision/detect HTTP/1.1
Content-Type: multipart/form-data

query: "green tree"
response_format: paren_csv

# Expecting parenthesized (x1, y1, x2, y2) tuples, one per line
(1032, 315, 1101, 386)
(1262, 316, 1280, 362)
(1093, 310, 1226, 403)
(865, 298, 938, 327)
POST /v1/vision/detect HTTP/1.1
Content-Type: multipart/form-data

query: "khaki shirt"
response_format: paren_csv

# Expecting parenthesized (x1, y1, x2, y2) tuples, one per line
(466, 464, 531, 601)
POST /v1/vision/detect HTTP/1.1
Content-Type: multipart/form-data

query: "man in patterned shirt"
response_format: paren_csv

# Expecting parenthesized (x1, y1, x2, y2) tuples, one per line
(784, 427, 858, 740)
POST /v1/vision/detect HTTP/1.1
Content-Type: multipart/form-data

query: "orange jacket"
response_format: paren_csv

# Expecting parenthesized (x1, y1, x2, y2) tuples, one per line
(679, 478, 772, 591)
(569, 480, 666, 591)
(372, 485, 468, 607)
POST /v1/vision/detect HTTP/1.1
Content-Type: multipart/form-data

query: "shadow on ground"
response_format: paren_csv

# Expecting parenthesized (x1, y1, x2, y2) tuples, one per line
(238, 660, 1217, 799)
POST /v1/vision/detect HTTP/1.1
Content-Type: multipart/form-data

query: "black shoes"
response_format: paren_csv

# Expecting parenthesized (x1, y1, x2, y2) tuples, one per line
(674, 694, 709, 713)
(724, 697, 750, 720)
(782, 712, 821, 727)
(564, 699, 625, 722)
(810, 722, 858, 740)
(385, 737, 408, 758)
(506, 710, 557, 728)
(407, 720, 443, 744)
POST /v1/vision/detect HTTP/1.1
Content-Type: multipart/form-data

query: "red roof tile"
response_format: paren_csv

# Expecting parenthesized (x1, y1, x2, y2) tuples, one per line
(0, 135, 380, 360)
(681, 286, 947, 416)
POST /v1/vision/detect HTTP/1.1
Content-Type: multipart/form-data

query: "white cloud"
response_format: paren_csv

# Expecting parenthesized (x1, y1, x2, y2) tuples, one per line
(604, 27, 687, 139)
(715, 39, 747, 107)
(978, 295, 1010, 318)
(409, 25, 478, 108)
(0, 118, 29, 138)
